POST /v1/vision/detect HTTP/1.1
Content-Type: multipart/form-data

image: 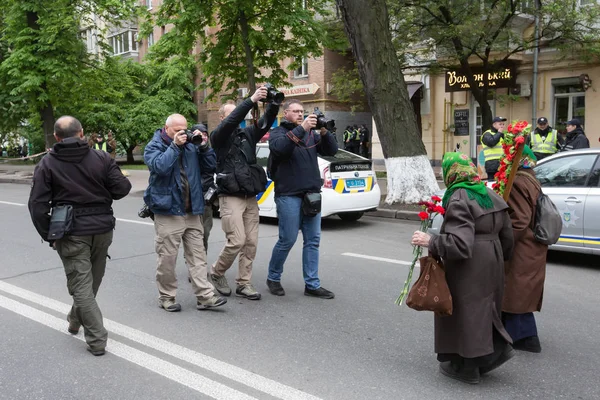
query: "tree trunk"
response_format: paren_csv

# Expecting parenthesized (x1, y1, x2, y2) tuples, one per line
(126, 144, 136, 164)
(336, 0, 438, 203)
(239, 11, 256, 93)
(40, 99, 55, 149)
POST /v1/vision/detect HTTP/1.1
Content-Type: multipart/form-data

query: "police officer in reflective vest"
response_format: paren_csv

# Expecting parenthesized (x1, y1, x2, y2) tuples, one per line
(481, 116, 507, 181)
(525, 117, 562, 161)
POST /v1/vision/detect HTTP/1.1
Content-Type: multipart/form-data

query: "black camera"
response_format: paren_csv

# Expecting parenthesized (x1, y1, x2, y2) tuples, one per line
(261, 83, 285, 105)
(138, 203, 154, 220)
(178, 129, 206, 146)
(314, 107, 335, 131)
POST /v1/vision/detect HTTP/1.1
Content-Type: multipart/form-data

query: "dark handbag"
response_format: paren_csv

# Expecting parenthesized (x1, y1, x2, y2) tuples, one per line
(47, 205, 74, 241)
(248, 163, 268, 193)
(302, 192, 322, 217)
(406, 256, 453, 316)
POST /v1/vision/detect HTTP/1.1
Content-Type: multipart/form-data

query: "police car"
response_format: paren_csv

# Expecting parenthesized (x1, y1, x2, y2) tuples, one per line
(253, 143, 381, 221)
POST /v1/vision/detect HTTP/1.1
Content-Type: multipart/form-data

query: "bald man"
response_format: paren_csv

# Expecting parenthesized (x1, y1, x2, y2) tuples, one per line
(28, 116, 132, 356)
(144, 114, 226, 312)
(210, 86, 280, 300)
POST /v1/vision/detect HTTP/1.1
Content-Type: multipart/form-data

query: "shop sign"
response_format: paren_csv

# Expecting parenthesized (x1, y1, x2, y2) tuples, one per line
(445, 64, 516, 92)
(280, 83, 320, 96)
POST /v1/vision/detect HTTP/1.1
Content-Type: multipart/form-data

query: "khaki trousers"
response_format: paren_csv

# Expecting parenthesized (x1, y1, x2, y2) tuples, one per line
(154, 213, 214, 301)
(212, 196, 259, 286)
(55, 231, 113, 351)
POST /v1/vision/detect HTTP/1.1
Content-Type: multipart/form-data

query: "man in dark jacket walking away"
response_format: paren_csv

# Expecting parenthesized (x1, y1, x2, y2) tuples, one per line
(144, 114, 226, 313)
(210, 86, 280, 300)
(266, 99, 338, 299)
(560, 119, 589, 152)
(28, 116, 132, 356)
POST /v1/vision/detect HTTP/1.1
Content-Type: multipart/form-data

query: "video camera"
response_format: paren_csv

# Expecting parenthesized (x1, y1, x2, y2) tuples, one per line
(260, 83, 285, 105)
(313, 107, 335, 131)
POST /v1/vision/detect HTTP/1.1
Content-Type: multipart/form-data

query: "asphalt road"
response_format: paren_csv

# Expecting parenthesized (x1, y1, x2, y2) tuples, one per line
(0, 183, 598, 400)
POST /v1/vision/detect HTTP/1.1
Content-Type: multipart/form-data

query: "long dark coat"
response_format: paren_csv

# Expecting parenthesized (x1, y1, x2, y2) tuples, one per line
(503, 170, 548, 313)
(429, 188, 514, 359)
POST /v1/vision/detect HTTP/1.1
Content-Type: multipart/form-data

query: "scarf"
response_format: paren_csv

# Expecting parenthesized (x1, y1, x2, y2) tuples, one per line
(441, 152, 493, 209)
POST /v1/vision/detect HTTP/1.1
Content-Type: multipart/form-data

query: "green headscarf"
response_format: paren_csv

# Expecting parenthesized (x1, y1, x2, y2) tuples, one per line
(441, 152, 493, 210)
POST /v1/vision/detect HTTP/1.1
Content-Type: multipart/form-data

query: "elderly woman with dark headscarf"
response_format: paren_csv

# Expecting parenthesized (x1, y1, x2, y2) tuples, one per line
(411, 152, 515, 384)
(502, 146, 547, 353)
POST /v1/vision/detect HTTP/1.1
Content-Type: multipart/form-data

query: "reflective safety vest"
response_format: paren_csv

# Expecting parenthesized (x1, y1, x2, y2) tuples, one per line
(94, 142, 107, 152)
(531, 129, 558, 154)
(481, 129, 503, 162)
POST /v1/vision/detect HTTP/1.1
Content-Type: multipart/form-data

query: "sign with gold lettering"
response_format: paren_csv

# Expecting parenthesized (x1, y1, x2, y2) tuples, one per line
(280, 83, 320, 97)
(445, 64, 516, 92)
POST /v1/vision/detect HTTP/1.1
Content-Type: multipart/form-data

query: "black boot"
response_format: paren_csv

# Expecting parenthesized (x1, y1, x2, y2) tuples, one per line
(480, 345, 516, 374)
(439, 361, 480, 384)
(266, 279, 285, 296)
(513, 336, 542, 353)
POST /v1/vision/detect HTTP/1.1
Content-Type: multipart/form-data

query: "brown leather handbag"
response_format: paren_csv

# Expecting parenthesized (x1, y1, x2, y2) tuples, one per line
(406, 256, 453, 316)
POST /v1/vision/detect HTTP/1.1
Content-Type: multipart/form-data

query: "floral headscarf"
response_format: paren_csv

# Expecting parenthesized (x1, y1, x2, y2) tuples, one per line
(441, 152, 493, 209)
(519, 145, 537, 169)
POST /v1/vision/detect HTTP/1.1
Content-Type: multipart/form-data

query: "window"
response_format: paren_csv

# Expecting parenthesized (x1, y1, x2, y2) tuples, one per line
(148, 32, 154, 47)
(256, 147, 270, 168)
(146, 0, 152, 10)
(535, 154, 597, 187)
(553, 79, 585, 133)
(109, 30, 138, 56)
(579, 0, 596, 6)
(294, 57, 308, 78)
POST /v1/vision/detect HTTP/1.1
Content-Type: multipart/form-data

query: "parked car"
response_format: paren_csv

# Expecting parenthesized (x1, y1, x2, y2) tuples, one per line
(429, 149, 600, 255)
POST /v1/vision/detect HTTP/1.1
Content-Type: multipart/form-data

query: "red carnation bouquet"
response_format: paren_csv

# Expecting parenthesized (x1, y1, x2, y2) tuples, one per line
(396, 195, 445, 305)
(492, 120, 531, 197)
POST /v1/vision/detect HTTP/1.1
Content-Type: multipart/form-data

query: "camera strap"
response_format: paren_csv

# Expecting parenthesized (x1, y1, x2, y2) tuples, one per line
(252, 103, 268, 131)
(286, 129, 319, 150)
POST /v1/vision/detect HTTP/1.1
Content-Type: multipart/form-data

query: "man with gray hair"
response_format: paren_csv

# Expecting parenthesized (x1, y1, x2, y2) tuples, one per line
(144, 114, 226, 312)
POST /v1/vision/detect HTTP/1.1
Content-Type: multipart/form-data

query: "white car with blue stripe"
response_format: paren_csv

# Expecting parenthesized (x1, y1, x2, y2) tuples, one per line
(254, 143, 381, 221)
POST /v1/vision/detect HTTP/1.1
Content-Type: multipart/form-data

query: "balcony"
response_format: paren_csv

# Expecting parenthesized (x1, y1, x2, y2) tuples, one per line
(108, 30, 139, 60)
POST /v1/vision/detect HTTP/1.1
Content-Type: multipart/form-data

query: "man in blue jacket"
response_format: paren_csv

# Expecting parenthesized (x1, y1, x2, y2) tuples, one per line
(144, 114, 226, 312)
(266, 99, 338, 299)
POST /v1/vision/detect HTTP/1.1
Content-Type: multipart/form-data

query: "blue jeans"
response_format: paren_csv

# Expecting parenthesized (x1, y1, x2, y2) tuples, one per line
(268, 195, 321, 289)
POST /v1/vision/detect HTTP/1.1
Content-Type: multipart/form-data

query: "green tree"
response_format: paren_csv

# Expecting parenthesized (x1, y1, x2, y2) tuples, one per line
(0, 0, 136, 147)
(141, 0, 331, 101)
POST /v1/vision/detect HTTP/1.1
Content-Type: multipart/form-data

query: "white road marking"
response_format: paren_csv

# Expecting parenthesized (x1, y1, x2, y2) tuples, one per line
(341, 252, 413, 266)
(116, 217, 154, 226)
(0, 281, 323, 400)
(0, 294, 257, 400)
(0, 201, 154, 227)
(0, 200, 26, 206)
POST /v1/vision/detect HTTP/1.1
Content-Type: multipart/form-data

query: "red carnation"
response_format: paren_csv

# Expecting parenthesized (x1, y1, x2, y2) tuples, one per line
(434, 206, 445, 215)
(431, 195, 442, 203)
(418, 211, 429, 220)
(515, 136, 525, 145)
(507, 124, 513, 133)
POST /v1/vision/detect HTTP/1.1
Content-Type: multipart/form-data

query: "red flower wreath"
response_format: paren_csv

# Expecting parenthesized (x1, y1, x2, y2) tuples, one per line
(493, 120, 532, 196)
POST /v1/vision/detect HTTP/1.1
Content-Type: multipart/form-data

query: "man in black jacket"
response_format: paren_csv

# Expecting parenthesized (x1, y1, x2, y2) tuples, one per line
(210, 86, 279, 300)
(28, 116, 131, 356)
(560, 119, 590, 152)
(481, 116, 507, 181)
(266, 99, 338, 299)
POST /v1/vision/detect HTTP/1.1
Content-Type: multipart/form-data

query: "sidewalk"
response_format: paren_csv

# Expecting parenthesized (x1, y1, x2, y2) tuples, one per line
(0, 163, 441, 221)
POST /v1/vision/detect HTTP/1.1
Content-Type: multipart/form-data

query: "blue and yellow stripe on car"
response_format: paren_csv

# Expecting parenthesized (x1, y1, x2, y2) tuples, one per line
(256, 180, 274, 204)
(332, 176, 375, 194)
(557, 235, 600, 245)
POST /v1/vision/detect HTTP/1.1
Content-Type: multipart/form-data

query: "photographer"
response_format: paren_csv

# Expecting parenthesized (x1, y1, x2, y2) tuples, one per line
(209, 86, 280, 300)
(144, 114, 226, 312)
(28, 116, 132, 356)
(266, 99, 338, 299)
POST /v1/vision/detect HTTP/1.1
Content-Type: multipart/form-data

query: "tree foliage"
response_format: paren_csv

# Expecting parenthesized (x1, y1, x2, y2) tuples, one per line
(141, 0, 332, 102)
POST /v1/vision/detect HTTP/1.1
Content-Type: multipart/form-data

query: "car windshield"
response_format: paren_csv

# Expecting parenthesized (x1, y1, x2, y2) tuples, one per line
(321, 150, 365, 162)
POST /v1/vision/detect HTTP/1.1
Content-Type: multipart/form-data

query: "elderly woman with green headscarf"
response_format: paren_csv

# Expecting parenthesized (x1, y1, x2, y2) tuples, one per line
(411, 152, 515, 384)
(501, 146, 547, 354)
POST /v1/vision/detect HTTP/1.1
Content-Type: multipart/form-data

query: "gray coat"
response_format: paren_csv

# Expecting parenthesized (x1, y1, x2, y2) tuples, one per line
(429, 188, 514, 358)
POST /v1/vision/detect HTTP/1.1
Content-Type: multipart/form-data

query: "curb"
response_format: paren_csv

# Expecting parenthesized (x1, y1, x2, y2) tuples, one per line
(0, 177, 32, 185)
(367, 209, 420, 221)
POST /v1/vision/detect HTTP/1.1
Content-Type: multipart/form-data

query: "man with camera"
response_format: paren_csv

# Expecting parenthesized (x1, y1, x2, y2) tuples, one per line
(210, 86, 280, 300)
(144, 114, 226, 312)
(28, 116, 132, 356)
(266, 100, 338, 299)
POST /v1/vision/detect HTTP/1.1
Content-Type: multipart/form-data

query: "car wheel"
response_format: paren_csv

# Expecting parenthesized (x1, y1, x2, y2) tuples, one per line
(338, 212, 364, 222)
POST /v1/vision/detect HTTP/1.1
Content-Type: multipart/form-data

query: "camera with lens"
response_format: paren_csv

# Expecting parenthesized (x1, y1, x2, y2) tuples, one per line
(313, 107, 335, 131)
(179, 129, 206, 147)
(138, 203, 154, 220)
(261, 83, 285, 105)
